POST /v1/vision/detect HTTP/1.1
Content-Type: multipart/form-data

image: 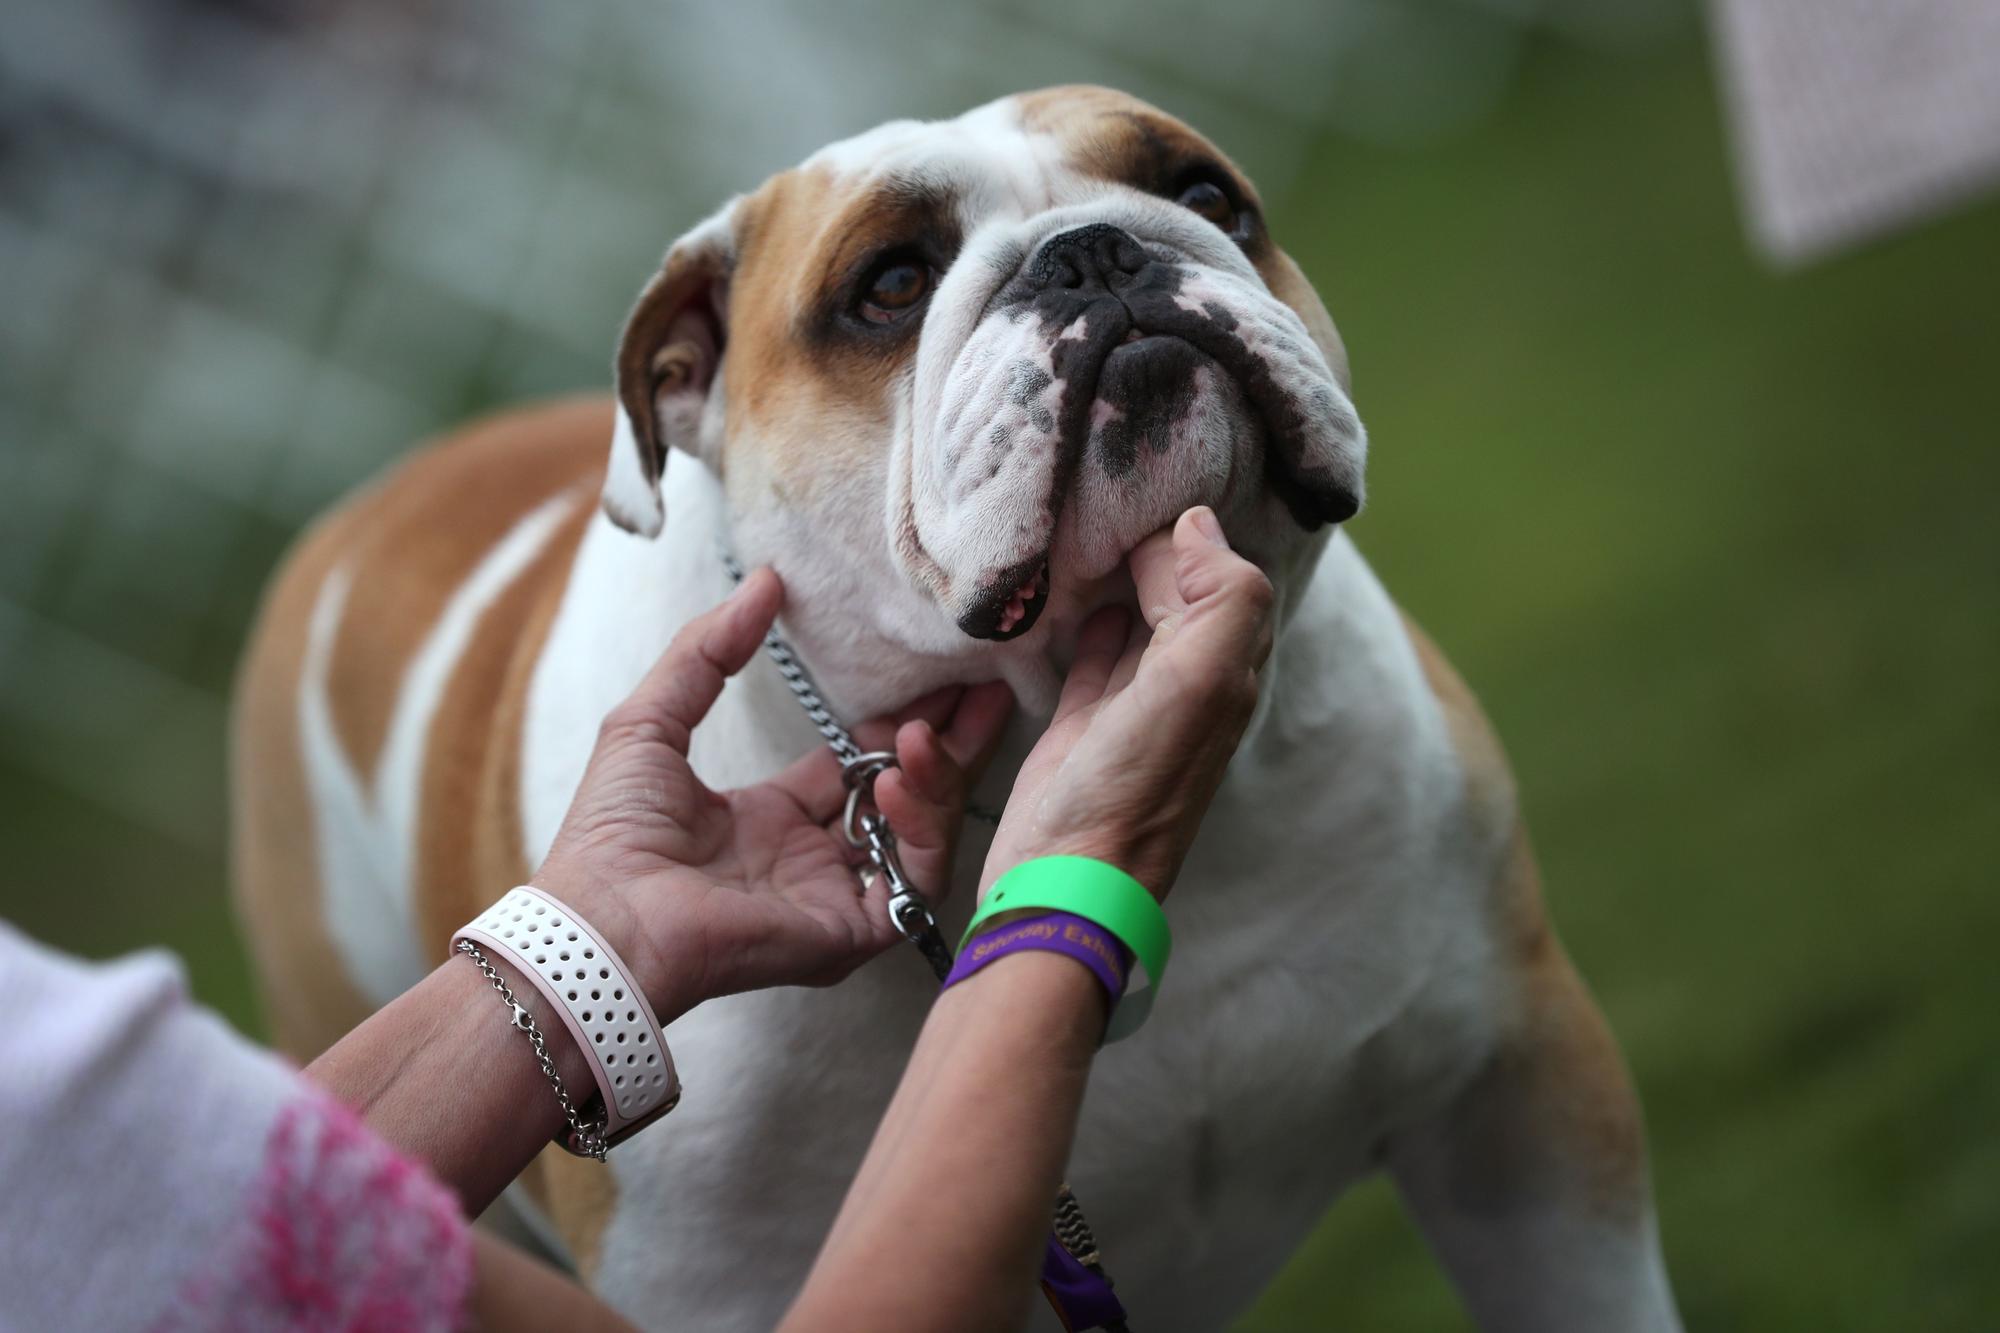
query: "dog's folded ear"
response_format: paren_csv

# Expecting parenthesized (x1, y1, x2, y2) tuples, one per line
(602, 202, 738, 538)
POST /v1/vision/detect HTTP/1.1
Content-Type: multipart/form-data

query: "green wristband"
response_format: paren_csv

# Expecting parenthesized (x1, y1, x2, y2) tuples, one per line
(961, 856, 1172, 1041)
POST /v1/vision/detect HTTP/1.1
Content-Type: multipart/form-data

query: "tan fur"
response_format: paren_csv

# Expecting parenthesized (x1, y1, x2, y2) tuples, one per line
(1020, 85, 1233, 177)
(720, 167, 926, 488)
(231, 501, 379, 1057)
(412, 487, 594, 960)
(1399, 613, 1649, 1223)
(313, 404, 600, 778)
(232, 394, 622, 1255)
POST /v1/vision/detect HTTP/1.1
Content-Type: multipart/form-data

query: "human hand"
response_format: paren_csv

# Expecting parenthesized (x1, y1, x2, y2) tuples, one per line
(533, 569, 1014, 1021)
(980, 506, 1275, 901)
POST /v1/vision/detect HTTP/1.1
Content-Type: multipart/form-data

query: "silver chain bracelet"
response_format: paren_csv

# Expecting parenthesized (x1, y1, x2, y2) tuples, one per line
(456, 938, 610, 1161)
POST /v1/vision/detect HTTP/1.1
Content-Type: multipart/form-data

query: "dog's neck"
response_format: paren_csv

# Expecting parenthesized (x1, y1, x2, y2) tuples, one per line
(527, 451, 1356, 871)
(703, 457, 1081, 720)
(521, 455, 1042, 864)
(565, 452, 1042, 722)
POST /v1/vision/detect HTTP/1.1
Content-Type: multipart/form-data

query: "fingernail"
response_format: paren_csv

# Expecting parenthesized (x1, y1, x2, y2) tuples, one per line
(1190, 506, 1229, 547)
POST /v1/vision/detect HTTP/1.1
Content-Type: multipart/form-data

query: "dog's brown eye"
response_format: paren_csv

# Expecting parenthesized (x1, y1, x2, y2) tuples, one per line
(1176, 180, 1238, 234)
(860, 259, 932, 323)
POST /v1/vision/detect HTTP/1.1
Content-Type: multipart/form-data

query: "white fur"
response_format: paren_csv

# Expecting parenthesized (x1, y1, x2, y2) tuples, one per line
(298, 566, 418, 1003)
(300, 491, 576, 1007)
(601, 411, 664, 538)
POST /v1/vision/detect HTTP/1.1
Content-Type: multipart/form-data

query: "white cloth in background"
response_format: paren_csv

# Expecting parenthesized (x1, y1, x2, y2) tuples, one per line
(0, 922, 472, 1331)
(1711, 0, 2000, 264)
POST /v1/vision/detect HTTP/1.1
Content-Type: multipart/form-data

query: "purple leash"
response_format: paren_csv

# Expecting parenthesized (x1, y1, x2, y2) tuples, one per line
(1042, 1234, 1131, 1331)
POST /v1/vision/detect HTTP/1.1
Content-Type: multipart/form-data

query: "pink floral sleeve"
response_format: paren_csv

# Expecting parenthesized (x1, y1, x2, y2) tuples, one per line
(154, 1090, 473, 1332)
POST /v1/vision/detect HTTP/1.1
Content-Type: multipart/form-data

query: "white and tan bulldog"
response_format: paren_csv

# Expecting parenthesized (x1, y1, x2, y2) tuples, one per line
(232, 86, 1681, 1331)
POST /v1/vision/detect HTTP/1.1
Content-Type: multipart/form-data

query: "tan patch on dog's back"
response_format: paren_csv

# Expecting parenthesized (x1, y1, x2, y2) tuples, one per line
(235, 394, 625, 1263)
(235, 398, 611, 1054)
(234, 396, 610, 1053)
(413, 489, 594, 957)
(232, 501, 378, 1057)
(320, 399, 614, 780)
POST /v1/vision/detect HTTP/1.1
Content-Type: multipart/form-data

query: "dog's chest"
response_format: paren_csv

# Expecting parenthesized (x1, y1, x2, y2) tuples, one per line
(548, 535, 1502, 1330)
(577, 747, 1495, 1333)
(1043, 745, 1498, 1327)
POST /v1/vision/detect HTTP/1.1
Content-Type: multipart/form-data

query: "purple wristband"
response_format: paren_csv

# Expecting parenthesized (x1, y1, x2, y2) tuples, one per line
(941, 911, 1132, 1001)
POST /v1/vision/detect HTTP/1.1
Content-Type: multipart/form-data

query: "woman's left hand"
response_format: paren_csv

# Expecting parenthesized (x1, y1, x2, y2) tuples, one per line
(534, 568, 1013, 1021)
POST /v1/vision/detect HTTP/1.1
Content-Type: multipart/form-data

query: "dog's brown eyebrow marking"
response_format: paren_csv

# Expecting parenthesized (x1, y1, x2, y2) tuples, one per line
(824, 175, 965, 284)
(721, 166, 948, 478)
(1020, 89, 1270, 262)
(795, 173, 966, 359)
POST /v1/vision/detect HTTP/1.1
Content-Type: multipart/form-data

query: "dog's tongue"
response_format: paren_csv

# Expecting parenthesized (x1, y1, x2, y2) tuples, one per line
(996, 564, 1056, 636)
(993, 564, 1049, 636)
(956, 559, 1051, 641)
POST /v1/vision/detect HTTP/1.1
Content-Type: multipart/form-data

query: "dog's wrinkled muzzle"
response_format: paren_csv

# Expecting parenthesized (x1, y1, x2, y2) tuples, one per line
(917, 224, 1366, 643)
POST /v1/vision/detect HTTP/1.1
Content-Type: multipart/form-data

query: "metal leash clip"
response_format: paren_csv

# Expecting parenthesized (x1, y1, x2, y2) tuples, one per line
(840, 750, 943, 948)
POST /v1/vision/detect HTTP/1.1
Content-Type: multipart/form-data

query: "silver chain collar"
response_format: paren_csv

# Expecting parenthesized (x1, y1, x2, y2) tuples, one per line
(720, 551, 967, 952)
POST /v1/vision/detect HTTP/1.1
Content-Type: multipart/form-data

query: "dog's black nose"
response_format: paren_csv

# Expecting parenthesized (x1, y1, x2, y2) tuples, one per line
(1026, 223, 1149, 296)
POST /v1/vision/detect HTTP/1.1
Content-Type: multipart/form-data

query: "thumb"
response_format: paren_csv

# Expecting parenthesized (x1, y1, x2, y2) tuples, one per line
(1166, 507, 1277, 672)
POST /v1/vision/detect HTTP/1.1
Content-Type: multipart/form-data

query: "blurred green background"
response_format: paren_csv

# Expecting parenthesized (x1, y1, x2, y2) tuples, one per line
(3, 1, 1995, 1328)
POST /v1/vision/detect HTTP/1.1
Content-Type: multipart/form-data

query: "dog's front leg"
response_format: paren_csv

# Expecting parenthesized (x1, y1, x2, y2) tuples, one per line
(1386, 909, 1683, 1333)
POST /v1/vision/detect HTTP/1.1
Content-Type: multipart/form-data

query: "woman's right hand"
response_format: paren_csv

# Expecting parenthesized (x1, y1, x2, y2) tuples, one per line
(980, 506, 1277, 901)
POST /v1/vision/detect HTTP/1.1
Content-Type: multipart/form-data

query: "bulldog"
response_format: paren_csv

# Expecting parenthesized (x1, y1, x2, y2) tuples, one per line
(232, 86, 1682, 1331)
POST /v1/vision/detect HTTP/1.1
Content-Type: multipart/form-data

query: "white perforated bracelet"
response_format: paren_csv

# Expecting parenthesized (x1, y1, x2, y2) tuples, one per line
(453, 886, 681, 1152)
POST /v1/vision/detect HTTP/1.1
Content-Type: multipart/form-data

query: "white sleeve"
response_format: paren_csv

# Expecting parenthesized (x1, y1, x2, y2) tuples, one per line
(0, 920, 472, 1331)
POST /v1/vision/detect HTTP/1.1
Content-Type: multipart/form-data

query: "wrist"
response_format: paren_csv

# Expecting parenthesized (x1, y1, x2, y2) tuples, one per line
(962, 856, 1172, 1042)
(980, 834, 1174, 906)
(473, 947, 597, 1094)
(939, 949, 1109, 1057)
(529, 867, 708, 1024)
(455, 886, 686, 1151)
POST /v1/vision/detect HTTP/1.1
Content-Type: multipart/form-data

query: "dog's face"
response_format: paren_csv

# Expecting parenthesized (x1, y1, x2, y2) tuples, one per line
(603, 86, 1365, 705)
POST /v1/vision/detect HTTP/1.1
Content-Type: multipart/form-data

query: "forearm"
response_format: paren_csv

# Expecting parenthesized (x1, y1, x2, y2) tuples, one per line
(464, 1231, 640, 1332)
(303, 952, 594, 1215)
(783, 953, 1107, 1332)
